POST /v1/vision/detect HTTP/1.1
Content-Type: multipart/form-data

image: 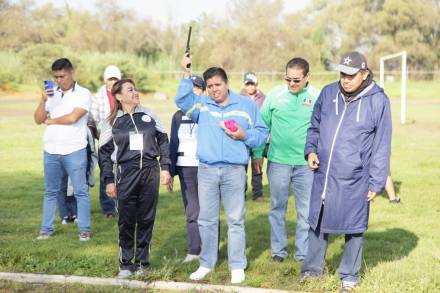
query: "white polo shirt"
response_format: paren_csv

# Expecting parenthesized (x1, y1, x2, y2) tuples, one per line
(43, 82, 92, 155)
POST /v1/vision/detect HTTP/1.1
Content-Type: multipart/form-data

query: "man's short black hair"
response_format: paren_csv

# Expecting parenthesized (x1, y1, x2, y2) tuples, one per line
(286, 57, 309, 76)
(51, 58, 74, 71)
(203, 67, 228, 84)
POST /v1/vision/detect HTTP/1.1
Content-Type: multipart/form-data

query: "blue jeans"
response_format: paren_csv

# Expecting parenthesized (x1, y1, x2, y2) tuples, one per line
(267, 162, 313, 260)
(301, 224, 364, 283)
(58, 176, 77, 220)
(99, 173, 116, 214)
(197, 163, 247, 270)
(40, 148, 91, 233)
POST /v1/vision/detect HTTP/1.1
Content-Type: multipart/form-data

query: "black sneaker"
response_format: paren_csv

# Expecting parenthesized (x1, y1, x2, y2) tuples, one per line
(105, 212, 117, 218)
(272, 255, 285, 262)
(389, 197, 401, 204)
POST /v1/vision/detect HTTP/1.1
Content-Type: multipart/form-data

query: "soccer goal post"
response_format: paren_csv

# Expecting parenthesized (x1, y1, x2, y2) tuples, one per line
(379, 51, 407, 124)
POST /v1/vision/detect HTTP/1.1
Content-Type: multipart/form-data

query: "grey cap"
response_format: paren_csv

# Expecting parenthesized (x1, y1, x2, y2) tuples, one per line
(336, 51, 368, 75)
(243, 72, 258, 84)
(191, 75, 206, 91)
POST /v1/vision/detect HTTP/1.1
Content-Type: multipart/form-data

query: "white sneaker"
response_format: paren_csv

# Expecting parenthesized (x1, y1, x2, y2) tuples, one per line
(183, 254, 200, 263)
(231, 269, 245, 284)
(117, 269, 132, 279)
(189, 266, 212, 280)
(36, 232, 52, 240)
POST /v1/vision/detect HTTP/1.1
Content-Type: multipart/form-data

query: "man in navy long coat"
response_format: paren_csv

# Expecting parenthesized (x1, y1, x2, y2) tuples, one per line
(301, 51, 392, 293)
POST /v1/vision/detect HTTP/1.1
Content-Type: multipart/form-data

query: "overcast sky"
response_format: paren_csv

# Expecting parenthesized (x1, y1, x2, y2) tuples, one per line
(28, 0, 311, 26)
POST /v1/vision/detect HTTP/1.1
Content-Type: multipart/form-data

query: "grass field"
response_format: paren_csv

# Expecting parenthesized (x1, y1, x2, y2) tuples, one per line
(0, 78, 439, 292)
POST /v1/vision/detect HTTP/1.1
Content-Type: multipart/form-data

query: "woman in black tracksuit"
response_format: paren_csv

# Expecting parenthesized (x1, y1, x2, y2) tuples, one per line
(99, 79, 171, 278)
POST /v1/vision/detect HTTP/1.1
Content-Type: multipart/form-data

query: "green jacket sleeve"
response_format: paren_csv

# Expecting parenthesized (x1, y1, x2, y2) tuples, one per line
(252, 95, 272, 159)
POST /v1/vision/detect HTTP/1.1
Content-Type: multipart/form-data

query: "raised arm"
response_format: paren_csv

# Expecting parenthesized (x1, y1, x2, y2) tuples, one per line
(34, 89, 51, 124)
(174, 55, 204, 122)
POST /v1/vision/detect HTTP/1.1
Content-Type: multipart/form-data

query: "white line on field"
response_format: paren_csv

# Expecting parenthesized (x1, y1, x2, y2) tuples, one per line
(0, 272, 303, 293)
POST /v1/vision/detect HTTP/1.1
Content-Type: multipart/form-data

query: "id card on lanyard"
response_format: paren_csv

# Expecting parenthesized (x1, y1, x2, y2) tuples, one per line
(129, 113, 143, 151)
(129, 132, 143, 150)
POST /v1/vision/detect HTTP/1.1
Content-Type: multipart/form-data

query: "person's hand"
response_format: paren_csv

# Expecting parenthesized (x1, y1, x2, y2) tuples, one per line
(181, 55, 192, 77)
(252, 158, 263, 174)
(166, 177, 174, 192)
(44, 117, 53, 125)
(367, 190, 377, 202)
(41, 88, 53, 103)
(225, 125, 245, 140)
(106, 183, 117, 199)
(307, 152, 320, 171)
(220, 122, 246, 140)
(161, 170, 172, 186)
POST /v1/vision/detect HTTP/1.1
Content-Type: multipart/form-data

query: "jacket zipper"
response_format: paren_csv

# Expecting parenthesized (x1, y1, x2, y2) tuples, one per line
(321, 99, 348, 200)
(129, 113, 142, 169)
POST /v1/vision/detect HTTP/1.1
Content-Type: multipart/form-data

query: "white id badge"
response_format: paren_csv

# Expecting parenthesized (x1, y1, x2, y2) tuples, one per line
(129, 132, 143, 150)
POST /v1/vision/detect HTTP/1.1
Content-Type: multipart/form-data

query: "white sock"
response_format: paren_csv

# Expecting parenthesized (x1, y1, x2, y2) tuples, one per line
(189, 266, 212, 280)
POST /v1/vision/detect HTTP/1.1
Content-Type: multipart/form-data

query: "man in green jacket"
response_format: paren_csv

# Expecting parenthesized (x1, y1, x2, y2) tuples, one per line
(253, 58, 319, 262)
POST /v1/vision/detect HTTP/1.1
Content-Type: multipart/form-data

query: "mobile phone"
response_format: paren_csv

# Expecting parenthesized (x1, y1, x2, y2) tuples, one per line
(44, 80, 54, 97)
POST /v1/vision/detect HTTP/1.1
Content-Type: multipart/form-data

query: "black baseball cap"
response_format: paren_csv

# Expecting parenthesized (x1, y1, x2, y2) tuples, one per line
(191, 75, 206, 91)
(336, 51, 368, 75)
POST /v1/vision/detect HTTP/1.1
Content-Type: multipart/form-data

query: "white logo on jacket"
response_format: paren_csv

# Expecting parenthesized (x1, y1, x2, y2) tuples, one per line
(142, 115, 151, 122)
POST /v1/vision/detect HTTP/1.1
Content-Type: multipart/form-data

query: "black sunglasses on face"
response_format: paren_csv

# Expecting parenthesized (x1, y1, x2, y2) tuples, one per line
(284, 76, 305, 84)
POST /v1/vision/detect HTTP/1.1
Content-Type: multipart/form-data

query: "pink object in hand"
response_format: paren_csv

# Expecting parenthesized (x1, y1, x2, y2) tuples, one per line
(224, 120, 238, 132)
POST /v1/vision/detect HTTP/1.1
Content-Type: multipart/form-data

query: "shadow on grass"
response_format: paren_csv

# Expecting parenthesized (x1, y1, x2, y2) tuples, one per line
(326, 228, 418, 274)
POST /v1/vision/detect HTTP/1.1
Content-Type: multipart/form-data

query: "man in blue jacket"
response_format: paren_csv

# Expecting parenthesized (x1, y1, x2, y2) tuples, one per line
(301, 51, 392, 292)
(175, 56, 268, 284)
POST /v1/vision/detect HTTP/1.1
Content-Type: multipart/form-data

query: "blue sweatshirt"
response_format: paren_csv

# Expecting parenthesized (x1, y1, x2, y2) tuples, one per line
(175, 78, 269, 166)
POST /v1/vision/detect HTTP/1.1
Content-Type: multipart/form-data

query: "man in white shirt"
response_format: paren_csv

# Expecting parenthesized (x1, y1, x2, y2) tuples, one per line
(34, 58, 92, 241)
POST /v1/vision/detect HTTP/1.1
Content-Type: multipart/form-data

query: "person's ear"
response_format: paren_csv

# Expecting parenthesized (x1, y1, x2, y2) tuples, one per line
(115, 93, 122, 101)
(362, 70, 369, 81)
(305, 73, 310, 82)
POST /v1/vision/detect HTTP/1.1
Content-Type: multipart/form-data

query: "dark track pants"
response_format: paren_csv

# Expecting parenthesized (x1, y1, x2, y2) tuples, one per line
(177, 166, 201, 255)
(117, 164, 159, 270)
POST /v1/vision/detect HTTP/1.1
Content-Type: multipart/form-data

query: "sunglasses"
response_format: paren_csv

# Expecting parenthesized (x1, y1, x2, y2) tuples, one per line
(284, 76, 305, 84)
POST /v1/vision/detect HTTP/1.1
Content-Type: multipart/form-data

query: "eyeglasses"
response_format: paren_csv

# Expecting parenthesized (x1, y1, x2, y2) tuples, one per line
(284, 76, 305, 84)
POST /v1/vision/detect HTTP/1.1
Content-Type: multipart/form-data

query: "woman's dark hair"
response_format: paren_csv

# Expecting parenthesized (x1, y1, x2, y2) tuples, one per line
(203, 67, 228, 83)
(285, 57, 309, 76)
(108, 79, 135, 125)
(51, 58, 74, 71)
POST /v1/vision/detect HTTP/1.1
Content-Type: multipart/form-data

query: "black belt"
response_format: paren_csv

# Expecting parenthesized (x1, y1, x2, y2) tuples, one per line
(177, 152, 184, 156)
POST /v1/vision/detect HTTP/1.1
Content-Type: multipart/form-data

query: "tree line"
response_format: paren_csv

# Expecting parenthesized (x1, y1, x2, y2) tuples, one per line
(0, 0, 439, 79)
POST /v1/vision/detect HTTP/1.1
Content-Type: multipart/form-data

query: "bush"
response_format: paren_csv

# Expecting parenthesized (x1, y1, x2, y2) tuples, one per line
(0, 47, 157, 93)
(0, 51, 24, 91)
(76, 51, 151, 93)
(19, 43, 68, 84)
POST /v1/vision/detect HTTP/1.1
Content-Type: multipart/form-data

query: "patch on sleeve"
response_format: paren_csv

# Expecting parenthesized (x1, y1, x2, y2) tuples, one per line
(142, 114, 152, 123)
